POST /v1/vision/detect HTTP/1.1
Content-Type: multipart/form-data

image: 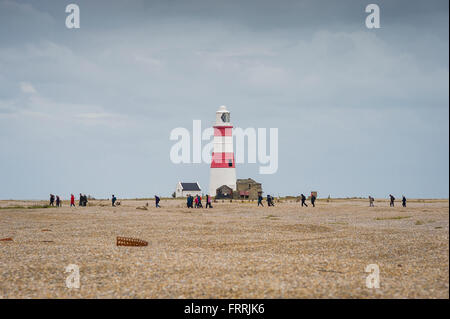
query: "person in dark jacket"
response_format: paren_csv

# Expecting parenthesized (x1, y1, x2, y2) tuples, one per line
(49, 194, 55, 206)
(267, 195, 275, 206)
(257, 194, 264, 207)
(301, 194, 308, 207)
(155, 195, 161, 208)
(311, 194, 316, 207)
(402, 195, 406, 207)
(112, 195, 117, 207)
(389, 194, 395, 207)
(369, 196, 374, 207)
(187, 195, 193, 208)
(56, 195, 61, 207)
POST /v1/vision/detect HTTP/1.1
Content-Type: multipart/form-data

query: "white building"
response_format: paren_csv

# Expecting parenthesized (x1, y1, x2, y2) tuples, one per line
(175, 182, 202, 198)
(209, 105, 237, 196)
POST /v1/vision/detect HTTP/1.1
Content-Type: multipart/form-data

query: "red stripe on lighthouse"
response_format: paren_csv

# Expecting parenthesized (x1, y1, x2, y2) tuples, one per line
(210, 152, 235, 168)
(214, 126, 233, 136)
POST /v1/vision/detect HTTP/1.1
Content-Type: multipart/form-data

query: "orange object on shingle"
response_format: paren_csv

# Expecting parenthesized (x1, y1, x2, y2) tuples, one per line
(116, 236, 148, 247)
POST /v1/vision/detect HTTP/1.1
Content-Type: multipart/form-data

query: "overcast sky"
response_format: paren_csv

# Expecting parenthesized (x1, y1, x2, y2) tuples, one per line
(0, 0, 448, 199)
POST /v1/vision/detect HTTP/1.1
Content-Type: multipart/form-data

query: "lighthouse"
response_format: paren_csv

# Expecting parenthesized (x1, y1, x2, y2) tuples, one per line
(209, 105, 237, 196)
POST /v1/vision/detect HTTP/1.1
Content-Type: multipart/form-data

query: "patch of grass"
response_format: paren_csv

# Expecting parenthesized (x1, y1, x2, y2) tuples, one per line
(264, 215, 280, 220)
(0, 205, 54, 210)
(27, 205, 54, 209)
(329, 221, 348, 225)
(415, 220, 425, 225)
(374, 216, 411, 221)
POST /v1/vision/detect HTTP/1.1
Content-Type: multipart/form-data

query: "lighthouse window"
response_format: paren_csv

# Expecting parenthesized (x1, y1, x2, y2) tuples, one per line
(221, 113, 230, 123)
(228, 160, 233, 167)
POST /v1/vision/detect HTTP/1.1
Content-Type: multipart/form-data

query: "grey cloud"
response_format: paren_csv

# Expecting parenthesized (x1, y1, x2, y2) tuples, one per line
(0, 0, 448, 199)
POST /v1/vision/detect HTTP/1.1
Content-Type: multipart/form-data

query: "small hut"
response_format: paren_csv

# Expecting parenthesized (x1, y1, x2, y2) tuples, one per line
(216, 185, 233, 199)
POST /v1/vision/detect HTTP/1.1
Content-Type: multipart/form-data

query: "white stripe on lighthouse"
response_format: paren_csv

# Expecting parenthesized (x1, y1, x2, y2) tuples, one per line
(214, 136, 233, 153)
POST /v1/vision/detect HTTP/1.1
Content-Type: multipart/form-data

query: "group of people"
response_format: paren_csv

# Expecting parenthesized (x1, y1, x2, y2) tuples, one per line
(52, 193, 409, 210)
(299, 193, 316, 207)
(389, 194, 406, 207)
(49, 194, 84, 207)
(257, 194, 276, 206)
(186, 194, 213, 208)
(49, 194, 62, 207)
(78, 194, 88, 207)
(368, 195, 407, 207)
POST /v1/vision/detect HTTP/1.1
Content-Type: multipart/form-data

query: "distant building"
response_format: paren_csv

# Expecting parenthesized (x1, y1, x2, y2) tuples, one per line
(234, 178, 263, 200)
(175, 182, 202, 198)
(215, 185, 234, 199)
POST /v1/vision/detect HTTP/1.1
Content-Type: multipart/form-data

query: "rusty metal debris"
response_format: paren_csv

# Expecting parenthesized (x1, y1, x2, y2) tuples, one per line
(116, 236, 148, 247)
(0, 237, 13, 241)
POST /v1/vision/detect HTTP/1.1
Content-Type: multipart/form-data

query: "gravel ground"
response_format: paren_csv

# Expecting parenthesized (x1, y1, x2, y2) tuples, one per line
(0, 198, 448, 298)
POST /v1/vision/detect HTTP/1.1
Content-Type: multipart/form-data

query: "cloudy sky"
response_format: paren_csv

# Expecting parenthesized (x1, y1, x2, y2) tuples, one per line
(0, 0, 448, 199)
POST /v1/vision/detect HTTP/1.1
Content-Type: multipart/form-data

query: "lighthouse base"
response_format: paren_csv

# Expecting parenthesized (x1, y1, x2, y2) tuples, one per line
(209, 168, 236, 197)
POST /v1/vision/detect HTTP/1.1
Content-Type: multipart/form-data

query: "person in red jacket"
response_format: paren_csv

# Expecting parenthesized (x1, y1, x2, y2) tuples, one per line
(70, 194, 75, 207)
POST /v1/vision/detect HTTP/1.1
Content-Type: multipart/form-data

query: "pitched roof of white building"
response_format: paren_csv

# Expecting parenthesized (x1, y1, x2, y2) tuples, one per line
(179, 182, 201, 191)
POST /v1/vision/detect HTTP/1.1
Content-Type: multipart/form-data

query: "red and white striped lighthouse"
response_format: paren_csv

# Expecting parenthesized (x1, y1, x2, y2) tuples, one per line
(209, 105, 237, 196)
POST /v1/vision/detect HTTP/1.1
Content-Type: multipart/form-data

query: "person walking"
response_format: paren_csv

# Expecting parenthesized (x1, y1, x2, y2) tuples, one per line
(56, 195, 61, 207)
(301, 194, 308, 207)
(267, 195, 275, 207)
(70, 194, 75, 207)
(155, 195, 161, 208)
(402, 195, 406, 207)
(112, 194, 117, 207)
(49, 194, 55, 206)
(205, 195, 213, 208)
(389, 194, 395, 207)
(257, 194, 264, 207)
(186, 195, 192, 208)
(369, 196, 374, 207)
(311, 193, 316, 207)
